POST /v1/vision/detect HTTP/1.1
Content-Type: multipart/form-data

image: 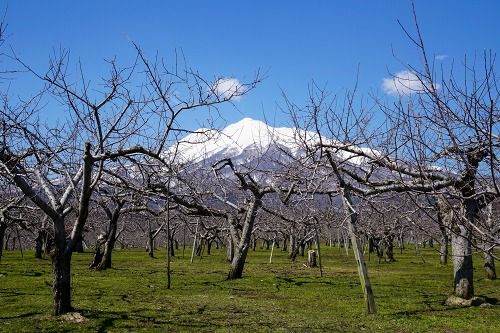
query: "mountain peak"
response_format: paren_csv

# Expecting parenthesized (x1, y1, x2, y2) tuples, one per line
(167, 117, 297, 164)
(166, 117, 370, 166)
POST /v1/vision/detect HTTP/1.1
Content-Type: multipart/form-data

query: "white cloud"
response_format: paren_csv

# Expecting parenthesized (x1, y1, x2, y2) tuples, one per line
(212, 77, 246, 101)
(382, 70, 439, 96)
(435, 54, 448, 61)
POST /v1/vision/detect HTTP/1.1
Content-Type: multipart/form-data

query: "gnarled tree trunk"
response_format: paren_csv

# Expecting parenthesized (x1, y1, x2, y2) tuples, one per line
(52, 250, 73, 315)
(96, 206, 121, 270)
(52, 215, 73, 315)
(451, 223, 473, 299)
(228, 198, 260, 280)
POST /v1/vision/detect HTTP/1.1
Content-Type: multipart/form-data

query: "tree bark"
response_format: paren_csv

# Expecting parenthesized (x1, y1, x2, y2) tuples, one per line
(74, 236, 84, 253)
(226, 235, 234, 262)
(327, 152, 376, 314)
(384, 234, 395, 262)
(439, 230, 448, 265)
(0, 222, 6, 263)
(52, 215, 72, 315)
(52, 250, 73, 315)
(345, 206, 377, 313)
(436, 196, 451, 265)
(228, 197, 260, 280)
(89, 239, 104, 269)
(206, 239, 212, 255)
(483, 203, 496, 280)
(97, 235, 116, 270)
(288, 231, 296, 259)
(147, 219, 155, 258)
(484, 251, 497, 280)
(307, 250, 317, 267)
(451, 223, 474, 299)
(96, 208, 120, 270)
(449, 154, 483, 299)
(35, 231, 44, 259)
(299, 241, 306, 257)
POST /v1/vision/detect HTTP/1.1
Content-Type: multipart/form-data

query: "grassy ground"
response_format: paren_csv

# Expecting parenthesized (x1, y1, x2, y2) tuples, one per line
(0, 245, 498, 332)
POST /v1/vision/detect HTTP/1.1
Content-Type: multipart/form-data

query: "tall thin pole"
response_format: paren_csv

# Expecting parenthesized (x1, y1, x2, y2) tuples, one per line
(314, 219, 323, 277)
(166, 176, 171, 289)
(190, 218, 200, 263)
(269, 234, 276, 263)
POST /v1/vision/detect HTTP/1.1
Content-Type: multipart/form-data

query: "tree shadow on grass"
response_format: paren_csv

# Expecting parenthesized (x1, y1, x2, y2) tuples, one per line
(276, 276, 336, 286)
(82, 308, 224, 332)
(0, 311, 41, 319)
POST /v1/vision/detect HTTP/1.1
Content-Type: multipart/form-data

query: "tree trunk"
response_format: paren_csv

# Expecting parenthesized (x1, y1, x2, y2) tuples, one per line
(307, 250, 317, 267)
(483, 203, 497, 280)
(166, 201, 171, 289)
(35, 230, 44, 259)
(52, 250, 73, 315)
(74, 236, 84, 253)
(5, 232, 11, 250)
(0, 222, 6, 262)
(97, 237, 115, 270)
(206, 239, 212, 255)
(439, 231, 448, 265)
(288, 232, 295, 258)
(384, 235, 395, 262)
(147, 220, 155, 258)
(451, 224, 474, 299)
(328, 153, 377, 314)
(398, 233, 405, 254)
(345, 206, 377, 314)
(368, 236, 374, 253)
(314, 224, 323, 277)
(97, 210, 120, 270)
(299, 241, 306, 257)
(89, 239, 104, 269)
(484, 251, 497, 280)
(50, 212, 75, 315)
(169, 235, 175, 257)
(226, 236, 234, 262)
(228, 198, 260, 280)
(436, 196, 451, 265)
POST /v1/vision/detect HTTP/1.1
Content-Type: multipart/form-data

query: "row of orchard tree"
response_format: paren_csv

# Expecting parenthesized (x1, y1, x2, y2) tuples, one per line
(1, 14, 499, 316)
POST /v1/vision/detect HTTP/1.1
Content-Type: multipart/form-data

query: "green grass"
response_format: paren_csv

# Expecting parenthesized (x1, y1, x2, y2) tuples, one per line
(0, 246, 498, 332)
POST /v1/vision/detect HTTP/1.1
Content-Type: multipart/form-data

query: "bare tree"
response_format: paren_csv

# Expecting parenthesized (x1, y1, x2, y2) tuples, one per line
(0, 42, 260, 314)
(283, 10, 499, 302)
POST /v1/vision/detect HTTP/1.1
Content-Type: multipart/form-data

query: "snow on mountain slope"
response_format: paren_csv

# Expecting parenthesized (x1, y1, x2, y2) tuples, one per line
(165, 117, 374, 166)
(165, 118, 305, 164)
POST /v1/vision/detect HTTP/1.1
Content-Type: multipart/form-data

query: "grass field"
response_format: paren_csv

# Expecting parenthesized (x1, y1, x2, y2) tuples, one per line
(0, 245, 499, 332)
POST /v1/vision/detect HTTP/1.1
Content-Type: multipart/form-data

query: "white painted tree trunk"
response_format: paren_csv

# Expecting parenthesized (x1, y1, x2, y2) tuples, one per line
(269, 236, 276, 263)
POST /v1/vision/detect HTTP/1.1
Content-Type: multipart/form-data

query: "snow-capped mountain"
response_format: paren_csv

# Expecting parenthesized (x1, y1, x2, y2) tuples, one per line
(166, 118, 311, 165)
(165, 117, 371, 167)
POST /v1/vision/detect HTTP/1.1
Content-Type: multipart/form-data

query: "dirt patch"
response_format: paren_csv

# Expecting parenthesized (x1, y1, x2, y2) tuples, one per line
(60, 312, 87, 323)
(445, 295, 497, 307)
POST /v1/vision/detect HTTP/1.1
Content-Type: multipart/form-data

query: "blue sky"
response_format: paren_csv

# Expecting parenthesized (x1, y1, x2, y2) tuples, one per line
(4, 1, 500, 130)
